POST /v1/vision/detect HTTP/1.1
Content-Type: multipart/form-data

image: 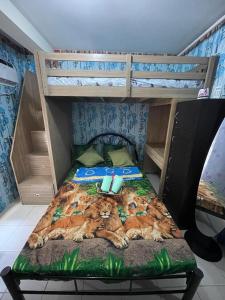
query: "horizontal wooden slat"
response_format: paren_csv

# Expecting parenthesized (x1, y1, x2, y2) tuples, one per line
(43, 52, 127, 62)
(132, 55, 209, 64)
(133, 71, 206, 80)
(47, 69, 127, 78)
(145, 143, 165, 170)
(47, 70, 206, 80)
(47, 86, 127, 97)
(41, 52, 209, 64)
(132, 87, 198, 99)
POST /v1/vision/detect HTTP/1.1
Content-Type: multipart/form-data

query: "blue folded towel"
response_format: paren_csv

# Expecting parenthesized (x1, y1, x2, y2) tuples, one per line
(73, 166, 142, 183)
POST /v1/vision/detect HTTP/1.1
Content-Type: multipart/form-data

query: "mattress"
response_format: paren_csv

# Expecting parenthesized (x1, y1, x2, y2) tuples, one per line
(13, 167, 196, 278)
(48, 77, 203, 89)
(197, 180, 225, 216)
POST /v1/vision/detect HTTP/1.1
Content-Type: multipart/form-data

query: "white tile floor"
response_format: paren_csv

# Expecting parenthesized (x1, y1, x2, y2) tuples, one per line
(0, 178, 225, 299)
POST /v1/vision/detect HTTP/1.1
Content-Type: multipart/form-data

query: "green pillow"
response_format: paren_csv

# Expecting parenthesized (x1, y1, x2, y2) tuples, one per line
(108, 147, 134, 167)
(72, 144, 91, 164)
(76, 146, 104, 167)
(103, 144, 124, 166)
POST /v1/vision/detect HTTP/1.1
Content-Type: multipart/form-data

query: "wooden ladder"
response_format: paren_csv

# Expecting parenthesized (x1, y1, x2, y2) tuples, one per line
(10, 71, 54, 204)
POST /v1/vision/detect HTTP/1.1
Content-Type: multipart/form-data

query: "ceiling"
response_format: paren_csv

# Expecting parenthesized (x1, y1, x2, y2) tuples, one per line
(10, 0, 225, 54)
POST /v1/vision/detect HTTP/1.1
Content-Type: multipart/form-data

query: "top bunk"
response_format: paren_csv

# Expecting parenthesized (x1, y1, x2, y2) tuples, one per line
(35, 51, 217, 100)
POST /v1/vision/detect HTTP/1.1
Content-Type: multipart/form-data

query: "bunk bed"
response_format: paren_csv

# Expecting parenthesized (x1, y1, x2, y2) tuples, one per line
(34, 51, 217, 194)
(37, 51, 215, 99)
(2, 51, 218, 299)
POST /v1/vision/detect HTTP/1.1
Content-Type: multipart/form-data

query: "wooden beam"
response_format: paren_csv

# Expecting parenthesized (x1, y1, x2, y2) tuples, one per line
(145, 143, 165, 170)
(131, 87, 198, 99)
(47, 69, 126, 78)
(132, 55, 209, 64)
(139, 98, 151, 102)
(43, 52, 127, 62)
(204, 56, 218, 90)
(133, 71, 206, 80)
(38, 51, 49, 95)
(158, 101, 178, 197)
(34, 52, 57, 191)
(126, 54, 132, 97)
(47, 86, 127, 97)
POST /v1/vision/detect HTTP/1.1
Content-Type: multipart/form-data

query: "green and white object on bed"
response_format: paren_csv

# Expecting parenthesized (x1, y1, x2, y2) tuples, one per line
(99, 175, 124, 194)
(111, 175, 123, 193)
(101, 175, 113, 192)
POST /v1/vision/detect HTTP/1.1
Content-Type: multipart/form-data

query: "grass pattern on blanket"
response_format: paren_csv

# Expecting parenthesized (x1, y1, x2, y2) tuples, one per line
(13, 248, 196, 278)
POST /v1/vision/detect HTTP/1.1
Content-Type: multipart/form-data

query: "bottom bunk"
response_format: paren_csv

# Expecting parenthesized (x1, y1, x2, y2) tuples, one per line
(1, 133, 203, 299)
(1, 164, 202, 299)
(12, 166, 196, 278)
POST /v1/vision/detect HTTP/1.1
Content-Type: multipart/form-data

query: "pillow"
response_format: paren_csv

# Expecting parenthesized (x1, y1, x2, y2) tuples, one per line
(103, 144, 124, 165)
(72, 144, 91, 164)
(76, 146, 104, 167)
(108, 147, 134, 167)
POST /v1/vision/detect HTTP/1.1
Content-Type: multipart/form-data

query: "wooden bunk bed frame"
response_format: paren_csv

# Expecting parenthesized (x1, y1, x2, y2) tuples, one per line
(36, 51, 216, 99)
(6, 51, 218, 299)
(33, 51, 217, 196)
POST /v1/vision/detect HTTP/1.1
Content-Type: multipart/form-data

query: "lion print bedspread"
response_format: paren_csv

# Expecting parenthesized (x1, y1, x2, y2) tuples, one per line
(13, 176, 196, 278)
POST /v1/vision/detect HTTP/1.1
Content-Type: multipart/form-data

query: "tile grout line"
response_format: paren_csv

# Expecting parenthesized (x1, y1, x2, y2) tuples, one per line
(41, 280, 49, 300)
(197, 291, 202, 300)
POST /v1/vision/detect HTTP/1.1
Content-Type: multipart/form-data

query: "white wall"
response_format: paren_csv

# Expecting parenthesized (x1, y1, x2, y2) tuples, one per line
(0, 0, 52, 52)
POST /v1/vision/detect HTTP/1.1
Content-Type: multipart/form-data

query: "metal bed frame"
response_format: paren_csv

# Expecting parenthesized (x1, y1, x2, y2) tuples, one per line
(87, 132, 139, 162)
(196, 204, 225, 220)
(1, 266, 203, 300)
(1, 134, 204, 299)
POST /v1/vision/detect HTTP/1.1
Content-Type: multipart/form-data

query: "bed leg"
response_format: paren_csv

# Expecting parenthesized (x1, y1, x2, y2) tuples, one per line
(182, 268, 203, 300)
(1, 267, 25, 300)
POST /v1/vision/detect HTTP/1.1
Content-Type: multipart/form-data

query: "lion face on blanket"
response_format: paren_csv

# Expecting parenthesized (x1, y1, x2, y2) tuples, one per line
(124, 197, 181, 242)
(123, 190, 149, 216)
(27, 181, 180, 250)
(27, 182, 96, 249)
(84, 197, 129, 248)
(28, 197, 128, 250)
(147, 198, 172, 219)
(85, 197, 116, 219)
(56, 182, 97, 215)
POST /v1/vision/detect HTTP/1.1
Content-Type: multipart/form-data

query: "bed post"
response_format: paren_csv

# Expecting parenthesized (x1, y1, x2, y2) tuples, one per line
(182, 268, 203, 300)
(1, 267, 25, 300)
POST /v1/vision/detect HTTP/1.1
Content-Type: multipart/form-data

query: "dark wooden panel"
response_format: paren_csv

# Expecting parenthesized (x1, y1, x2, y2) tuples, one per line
(162, 99, 225, 229)
(46, 97, 73, 187)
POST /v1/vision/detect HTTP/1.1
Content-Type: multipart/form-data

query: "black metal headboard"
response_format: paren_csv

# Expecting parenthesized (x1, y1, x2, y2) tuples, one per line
(87, 132, 139, 162)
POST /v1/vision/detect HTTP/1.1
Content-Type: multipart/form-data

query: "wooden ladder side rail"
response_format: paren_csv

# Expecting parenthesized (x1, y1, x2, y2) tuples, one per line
(35, 51, 57, 193)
